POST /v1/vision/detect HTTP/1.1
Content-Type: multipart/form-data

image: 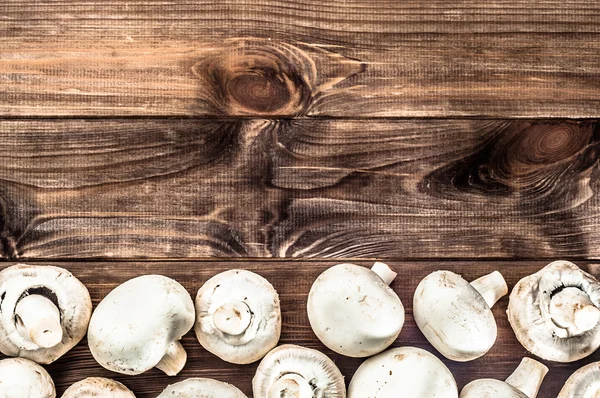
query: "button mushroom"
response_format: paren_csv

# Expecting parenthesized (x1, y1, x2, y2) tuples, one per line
(460, 357, 548, 398)
(0, 264, 92, 364)
(558, 361, 600, 397)
(0, 357, 56, 398)
(507, 260, 600, 362)
(253, 344, 346, 398)
(307, 262, 404, 357)
(88, 275, 195, 376)
(348, 346, 458, 398)
(413, 270, 508, 361)
(62, 377, 135, 398)
(195, 269, 281, 364)
(157, 378, 247, 397)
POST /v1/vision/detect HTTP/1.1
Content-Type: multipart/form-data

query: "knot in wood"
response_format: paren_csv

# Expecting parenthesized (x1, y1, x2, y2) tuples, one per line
(193, 42, 313, 116)
(487, 122, 591, 189)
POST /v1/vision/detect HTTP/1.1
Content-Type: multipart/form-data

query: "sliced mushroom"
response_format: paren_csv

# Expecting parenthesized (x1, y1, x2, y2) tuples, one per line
(158, 378, 247, 397)
(195, 269, 281, 364)
(557, 361, 600, 397)
(88, 275, 195, 376)
(508, 260, 600, 362)
(0, 264, 92, 364)
(460, 357, 548, 398)
(253, 344, 346, 398)
(307, 262, 404, 357)
(0, 358, 56, 398)
(348, 347, 458, 398)
(62, 377, 135, 398)
(414, 270, 508, 361)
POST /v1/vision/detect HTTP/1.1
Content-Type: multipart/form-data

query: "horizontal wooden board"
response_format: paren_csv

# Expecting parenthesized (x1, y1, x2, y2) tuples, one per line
(1, 118, 599, 260)
(1, 1, 600, 117)
(0, 260, 597, 397)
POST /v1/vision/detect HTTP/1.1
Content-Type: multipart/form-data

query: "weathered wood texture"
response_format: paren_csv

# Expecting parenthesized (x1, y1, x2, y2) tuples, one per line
(0, 260, 595, 397)
(1, 1, 600, 117)
(1, 119, 598, 260)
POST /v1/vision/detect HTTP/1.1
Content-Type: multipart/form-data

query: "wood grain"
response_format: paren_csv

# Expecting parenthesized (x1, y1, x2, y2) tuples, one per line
(1, 1, 600, 117)
(0, 118, 598, 259)
(0, 260, 596, 397)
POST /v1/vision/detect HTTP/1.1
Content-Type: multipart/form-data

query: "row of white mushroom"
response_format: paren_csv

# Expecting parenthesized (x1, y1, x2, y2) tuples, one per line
(0, 260, 599, 397)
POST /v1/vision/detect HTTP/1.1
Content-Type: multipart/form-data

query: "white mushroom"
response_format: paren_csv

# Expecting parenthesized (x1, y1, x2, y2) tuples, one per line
(158, 378, 247, 397)
(413, 270, 508, 361)
(307, 262, 404, 357)
(61, 377, 135, 398)
(253, 344, 346, 398)
(0, 357, 56, 398)
(508, 260, 600, 362)
(195, 269, 281, 364)
(0, 264, 92, 364)
(88, 275, 195, 376)
(558, 361, 600, 397)
(460, 357, 548, 398)
(348, 346, 458, 398)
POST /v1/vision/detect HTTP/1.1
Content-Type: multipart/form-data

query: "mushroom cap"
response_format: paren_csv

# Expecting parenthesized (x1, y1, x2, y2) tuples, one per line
(61, 377, 135, 398)
(413, 270, 498, 361)
(0, 264, 92, 364)
(0, 358, 56, 398)
(195, 269, 281, 364)
(460, 357, 548, 398)
(307, 263, 404, 357)
(348, 347, 458, 398)
(253, 344, 346, 398)
(157, 378, 247, 398)
(87, 275, 195, 375)
(507, 260, 600, 362)
(557, 361, 600, 397)
(460, 380, 527, 398)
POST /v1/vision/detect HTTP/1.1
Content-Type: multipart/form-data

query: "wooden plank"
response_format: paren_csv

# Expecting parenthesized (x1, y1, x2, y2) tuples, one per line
(1, 1, 599, 117)
(0, 260, 595, 397)
(0, 118, 271, 258)
(1, 118, 599, 259)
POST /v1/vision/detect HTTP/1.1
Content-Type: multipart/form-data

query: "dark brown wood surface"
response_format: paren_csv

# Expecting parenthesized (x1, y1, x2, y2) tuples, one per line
(1, 119, 598, 260)
(3, 0, 600, 396)
(1, 1, 600, 117)
(0, 260, 596, 397)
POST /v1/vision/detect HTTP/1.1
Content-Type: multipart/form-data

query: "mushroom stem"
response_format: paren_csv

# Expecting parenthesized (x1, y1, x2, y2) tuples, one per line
(505, 357, 548, 398)
(371, 262, 397, 286)
(15, 294, 63, 349)
(469, 271, 509, 308)
(213, 300, 252, 335)
(549, 287, 600, 333)
(155, 340, 187, 376)
(268, 373, 313, 398)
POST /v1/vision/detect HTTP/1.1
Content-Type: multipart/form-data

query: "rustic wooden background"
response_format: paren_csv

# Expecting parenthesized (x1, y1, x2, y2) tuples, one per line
(1, 0, 600, 396)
